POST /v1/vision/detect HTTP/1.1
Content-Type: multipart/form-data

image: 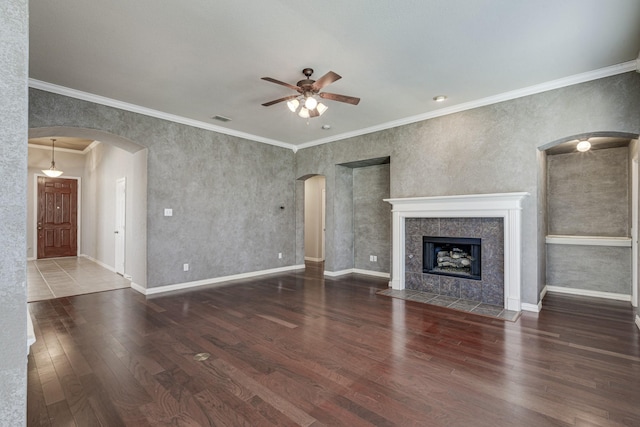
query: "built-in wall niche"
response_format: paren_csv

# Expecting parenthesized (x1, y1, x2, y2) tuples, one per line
(330, 156, 391, 275)
(544, 140, 633, 297)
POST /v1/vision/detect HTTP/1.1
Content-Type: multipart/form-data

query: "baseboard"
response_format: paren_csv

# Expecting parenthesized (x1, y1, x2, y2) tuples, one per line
(352, 269, 391, 279)
(134, 264, 305, 296)
(79, 254, 116, 273)
(130, 282, 145, 294)
(304, 256, 324, 262)
(27, 257, 36, 261)
(521, 302, 542, 313)
(545, 285, 631, 302)
(323, 269, 353, 277)
(540, 285, 548, 300)
(324, 268, 390, 278)
(635, 315, 640, 331)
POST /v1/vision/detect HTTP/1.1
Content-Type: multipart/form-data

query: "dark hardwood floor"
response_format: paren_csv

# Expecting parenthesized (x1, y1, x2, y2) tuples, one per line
(27, 264, 640, 426)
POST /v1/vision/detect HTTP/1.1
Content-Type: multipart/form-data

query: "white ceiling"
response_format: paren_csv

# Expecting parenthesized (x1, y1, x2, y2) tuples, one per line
(29, 0, 640, 149)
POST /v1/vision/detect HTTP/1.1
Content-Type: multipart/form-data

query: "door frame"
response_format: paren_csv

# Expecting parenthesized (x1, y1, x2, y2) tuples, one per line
(115, 177, 126, 275)
(33, 174, 82, 259)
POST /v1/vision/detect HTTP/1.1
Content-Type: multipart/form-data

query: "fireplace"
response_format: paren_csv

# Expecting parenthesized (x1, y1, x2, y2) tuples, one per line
(384, 193, 529, 311)
(423, 236, 481, 280)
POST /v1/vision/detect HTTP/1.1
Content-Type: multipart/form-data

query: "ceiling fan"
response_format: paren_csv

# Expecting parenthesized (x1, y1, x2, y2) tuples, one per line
(261, 68, 360, 118)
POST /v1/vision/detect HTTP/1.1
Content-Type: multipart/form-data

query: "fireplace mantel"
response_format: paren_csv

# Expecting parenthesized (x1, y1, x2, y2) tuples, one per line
(384, 192, 529, 311)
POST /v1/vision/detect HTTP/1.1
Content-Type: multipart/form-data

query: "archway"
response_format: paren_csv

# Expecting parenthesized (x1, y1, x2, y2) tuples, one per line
(28, 126, 148, 289)
(297, 174, 326, 272)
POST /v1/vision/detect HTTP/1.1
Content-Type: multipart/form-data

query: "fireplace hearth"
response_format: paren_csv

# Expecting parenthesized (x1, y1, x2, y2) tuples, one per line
(423, 236, 481, 280)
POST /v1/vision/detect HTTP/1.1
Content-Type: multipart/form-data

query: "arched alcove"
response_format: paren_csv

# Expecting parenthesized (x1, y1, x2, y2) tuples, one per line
(538, 131, 640, 307)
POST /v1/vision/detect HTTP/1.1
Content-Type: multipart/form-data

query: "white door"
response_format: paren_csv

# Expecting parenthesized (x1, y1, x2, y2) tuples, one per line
(115, 177, 126, 276)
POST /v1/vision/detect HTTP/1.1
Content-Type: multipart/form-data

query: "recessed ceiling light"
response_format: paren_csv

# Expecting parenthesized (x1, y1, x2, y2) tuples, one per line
(211, 115, 232, 122)
(433, 95, 447, 102)
(321, 124, 331, 130)
(576, 139, 591, 152)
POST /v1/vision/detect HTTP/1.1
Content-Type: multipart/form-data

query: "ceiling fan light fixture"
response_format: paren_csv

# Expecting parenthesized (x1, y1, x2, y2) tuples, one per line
(298, 107, 310, 119)
(287, 98, 299, 112)
(576, 139, 591, 152)
(316, 102, 328, 116)
(261, 68, 360, 120)
(42, 138, 64, 177)
(304, 96, 318, 110)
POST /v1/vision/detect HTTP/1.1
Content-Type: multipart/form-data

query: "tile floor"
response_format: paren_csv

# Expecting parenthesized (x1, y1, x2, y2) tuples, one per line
(28, 257, 131, 302)
(377, 288, 521, 321)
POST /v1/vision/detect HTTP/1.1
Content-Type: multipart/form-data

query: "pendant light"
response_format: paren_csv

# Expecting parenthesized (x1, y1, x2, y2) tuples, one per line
(42, 138, 64, 177)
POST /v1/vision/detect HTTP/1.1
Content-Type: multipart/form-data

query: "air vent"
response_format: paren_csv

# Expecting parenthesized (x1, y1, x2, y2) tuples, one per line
(212, 115, 232, 122)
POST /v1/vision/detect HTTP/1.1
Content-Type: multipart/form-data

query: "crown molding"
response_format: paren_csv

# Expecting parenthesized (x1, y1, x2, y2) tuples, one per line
(30, 61, 636, 152)
(83, 140, 101, 154)
(27, 139, 101, 155)
(296, 61, 638, 150)
(27, 143, 86, 155)
(28, 79, 297, 151)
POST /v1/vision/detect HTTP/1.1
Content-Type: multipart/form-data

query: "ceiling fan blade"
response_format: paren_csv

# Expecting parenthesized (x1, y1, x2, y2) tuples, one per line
(319, 92, 360, 105)
(311, 71, 341, 91)
(261, 77, 301, 92)
(262, 95, 298, 107)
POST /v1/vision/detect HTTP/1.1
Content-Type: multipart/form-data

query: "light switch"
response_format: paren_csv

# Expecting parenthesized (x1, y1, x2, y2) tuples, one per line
(164, 208, 173, 217)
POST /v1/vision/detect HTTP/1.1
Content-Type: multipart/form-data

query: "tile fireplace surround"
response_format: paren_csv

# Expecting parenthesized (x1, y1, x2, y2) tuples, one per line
(385, 193, 529, 311)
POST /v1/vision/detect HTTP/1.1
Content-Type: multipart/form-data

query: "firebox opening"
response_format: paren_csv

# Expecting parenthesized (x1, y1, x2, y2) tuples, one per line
(423, 236, 481, 280)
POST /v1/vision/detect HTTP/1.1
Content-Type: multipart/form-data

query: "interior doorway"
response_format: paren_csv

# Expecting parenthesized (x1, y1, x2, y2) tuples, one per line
(304, 175, 326, 264)
(29, 127, 148, 289)
(37, 176, 78, 259)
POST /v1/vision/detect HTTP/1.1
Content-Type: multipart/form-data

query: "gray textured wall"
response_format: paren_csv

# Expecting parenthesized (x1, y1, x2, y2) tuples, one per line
(353, 164, 391, 273)
(0, 0, 28, 424)
(547, 147, 629, 236)
(296, 72, 640, 305)
(547, 245, 631, 294)
(29, 89, 296, 288)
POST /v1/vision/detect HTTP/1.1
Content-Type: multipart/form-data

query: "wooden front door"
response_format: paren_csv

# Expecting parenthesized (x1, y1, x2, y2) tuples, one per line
(37, 177, 78, 258)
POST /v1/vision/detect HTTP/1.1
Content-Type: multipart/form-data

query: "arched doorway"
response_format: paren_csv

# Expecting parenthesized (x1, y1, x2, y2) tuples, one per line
(299, 174, 326, 271)
(28, 127, 148, 291)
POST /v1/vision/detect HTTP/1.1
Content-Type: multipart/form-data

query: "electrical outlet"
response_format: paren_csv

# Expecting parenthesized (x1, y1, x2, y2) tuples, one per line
(183, 263, 189, 271)
(278, 253, 282, 259)
(164, 208, 173, 217)
(370, 255, 377, 262)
